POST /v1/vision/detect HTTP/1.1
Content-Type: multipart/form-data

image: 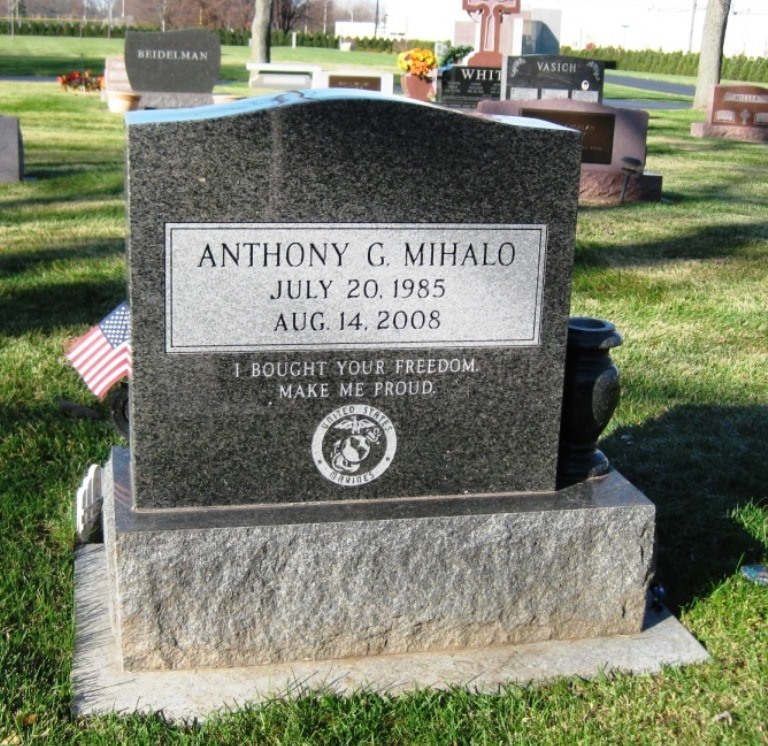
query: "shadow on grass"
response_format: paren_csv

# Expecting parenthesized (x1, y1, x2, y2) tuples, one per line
(0, 277, 126, 336)
(0, 240, 124, 278)
(0, 172, 125, 210)
(574, 219, 767, 268)
(603, 403, 768, 612)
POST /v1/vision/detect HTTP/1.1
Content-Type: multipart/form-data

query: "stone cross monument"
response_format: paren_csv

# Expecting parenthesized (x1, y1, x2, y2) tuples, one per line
(463, 0, 520, 67)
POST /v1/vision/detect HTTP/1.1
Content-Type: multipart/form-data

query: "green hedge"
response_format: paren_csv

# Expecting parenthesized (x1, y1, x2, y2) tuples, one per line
(561, 45, 768, 84)
(271, 30, 339, 48)
(0, 19, 142, 37)
(0, 20, 444, 56)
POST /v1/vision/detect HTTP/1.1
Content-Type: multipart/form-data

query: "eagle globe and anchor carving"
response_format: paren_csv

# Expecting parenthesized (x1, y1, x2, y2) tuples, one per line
(312, 405, 398, 485)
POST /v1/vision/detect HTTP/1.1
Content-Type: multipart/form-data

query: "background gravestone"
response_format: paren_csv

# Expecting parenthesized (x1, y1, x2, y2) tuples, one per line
(124, 29, 220, 108)
(437, 66, 502, 109)
(313, 70, 394, 95)
(691, 84, 768, 143)
(479, 98, 662, 203)
(502, 55, 605, 102)
(0, 116, 24, 183)
(103, 56, 133, 94)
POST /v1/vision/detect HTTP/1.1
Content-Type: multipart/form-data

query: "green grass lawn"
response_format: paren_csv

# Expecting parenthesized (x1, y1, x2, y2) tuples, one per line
(0, 62, 767, 745)
(0, 36, 401, 82)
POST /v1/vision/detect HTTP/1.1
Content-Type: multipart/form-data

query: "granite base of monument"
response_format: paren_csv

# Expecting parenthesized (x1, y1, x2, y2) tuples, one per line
(73, 547, 710, 720)
(73, 451, 711, 719)
(135, 92, 214, 109)
(690, 122, 768, 143)
(98, 447, 657, 671)
(579, 171, 663, 206)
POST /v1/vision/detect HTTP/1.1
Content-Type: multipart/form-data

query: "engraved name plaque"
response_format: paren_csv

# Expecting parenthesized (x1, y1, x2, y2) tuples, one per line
(165, 223, 547, 352)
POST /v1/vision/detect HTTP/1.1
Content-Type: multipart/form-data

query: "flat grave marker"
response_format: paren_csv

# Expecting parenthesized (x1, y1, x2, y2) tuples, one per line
(314, 70, 394, 95)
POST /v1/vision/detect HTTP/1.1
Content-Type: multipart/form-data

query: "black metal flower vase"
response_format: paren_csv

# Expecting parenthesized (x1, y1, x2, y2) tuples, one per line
(557, 317, 623, 488)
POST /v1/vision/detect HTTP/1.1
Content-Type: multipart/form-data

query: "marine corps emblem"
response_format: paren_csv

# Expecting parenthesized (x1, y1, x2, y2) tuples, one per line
(312, 404, 397, 486)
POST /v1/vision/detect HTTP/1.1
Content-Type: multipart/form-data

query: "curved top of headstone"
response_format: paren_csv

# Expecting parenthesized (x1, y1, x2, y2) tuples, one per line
(125, 88, 578, 132)
(125, 29, 221, 93)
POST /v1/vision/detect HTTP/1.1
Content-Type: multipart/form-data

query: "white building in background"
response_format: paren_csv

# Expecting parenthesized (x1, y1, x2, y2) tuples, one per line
(381, 0, 768, 58)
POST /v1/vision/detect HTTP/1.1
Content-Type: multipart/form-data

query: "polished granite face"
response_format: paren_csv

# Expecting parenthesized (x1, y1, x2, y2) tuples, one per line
(503, 55, 606, 102)
(125, 91, 582, 508)
(479, 98, 650, 171)
(124, 28, 220, 94)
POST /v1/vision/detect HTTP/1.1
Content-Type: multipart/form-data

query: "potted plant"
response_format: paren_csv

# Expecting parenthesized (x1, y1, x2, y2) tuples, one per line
(106, 91, 142, 113)
(397, 47, 437, 102)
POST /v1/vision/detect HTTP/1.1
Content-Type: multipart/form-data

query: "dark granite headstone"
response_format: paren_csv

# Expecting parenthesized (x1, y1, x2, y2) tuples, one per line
(691, 84, 768, 143)
(125, 90, 581, 509)
(125, 29, 220, 108)
(502, 55, 604, 103)
(437, 66, 502, 109)
(0, 115, 24, 183)
(80, 90, 658, 681)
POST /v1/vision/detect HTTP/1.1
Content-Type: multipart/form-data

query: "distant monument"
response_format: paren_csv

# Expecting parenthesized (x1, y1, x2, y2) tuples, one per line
(462, 0, 520, 67)
(691, 84, 768, 143)
(124, 29, 221, 109)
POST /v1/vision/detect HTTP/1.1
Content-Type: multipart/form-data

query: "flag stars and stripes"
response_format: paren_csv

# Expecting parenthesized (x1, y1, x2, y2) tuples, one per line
(66, 302, 132, 399)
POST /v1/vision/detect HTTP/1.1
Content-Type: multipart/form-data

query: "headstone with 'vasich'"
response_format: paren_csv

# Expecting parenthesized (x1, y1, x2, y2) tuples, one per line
(125, 90, 582, 509)
(503, 55, 605, 102)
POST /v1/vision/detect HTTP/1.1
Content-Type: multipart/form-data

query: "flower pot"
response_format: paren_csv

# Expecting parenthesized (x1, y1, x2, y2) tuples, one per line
(557, 317, 623, 486)
(107, 91, 141, 114)
(400, 74, 434, 102)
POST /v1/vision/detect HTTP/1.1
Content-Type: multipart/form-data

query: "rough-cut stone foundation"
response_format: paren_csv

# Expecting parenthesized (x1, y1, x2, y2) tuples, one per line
(102, 448, 655, 671)
(690, 122, 768, 143)
(579, 170, 663, 205)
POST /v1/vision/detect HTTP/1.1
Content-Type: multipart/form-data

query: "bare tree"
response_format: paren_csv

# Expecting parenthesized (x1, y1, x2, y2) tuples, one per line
(273, 0, 309, 32)
(251, 0, 271, 61)
(7, 0, 20, 36)
(694, 0, 731, 108)
(86, 0, 116, 34)
(303, 0, 334, 32)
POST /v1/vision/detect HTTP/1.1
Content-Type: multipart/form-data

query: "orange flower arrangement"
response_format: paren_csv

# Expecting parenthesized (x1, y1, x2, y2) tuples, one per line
(397, 48, 437, 79)
(57, 69, 104, 92)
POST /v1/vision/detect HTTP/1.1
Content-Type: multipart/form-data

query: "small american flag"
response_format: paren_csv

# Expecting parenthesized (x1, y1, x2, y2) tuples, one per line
(66, 302, 132, 399)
